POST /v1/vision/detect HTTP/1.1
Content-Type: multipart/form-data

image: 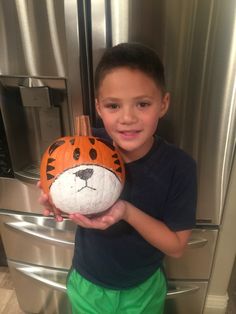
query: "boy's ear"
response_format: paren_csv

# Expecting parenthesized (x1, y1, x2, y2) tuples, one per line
(160, 92, 170, 117)
(95, 99, 101, 117)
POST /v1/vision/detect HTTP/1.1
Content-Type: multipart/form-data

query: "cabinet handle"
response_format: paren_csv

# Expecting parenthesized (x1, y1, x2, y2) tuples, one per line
(10, 260, 201, 297)
(167, 284, 199, 298)
(9, 261, 67, 292)
(5, 221, 74, 247)
(187, 237, 208, 248)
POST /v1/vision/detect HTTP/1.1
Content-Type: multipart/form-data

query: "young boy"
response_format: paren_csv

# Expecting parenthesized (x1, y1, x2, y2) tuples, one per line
(39, 43, 197, 313)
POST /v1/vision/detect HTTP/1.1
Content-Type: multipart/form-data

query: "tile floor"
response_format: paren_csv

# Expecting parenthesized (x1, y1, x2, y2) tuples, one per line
(0, 267, 24, 314)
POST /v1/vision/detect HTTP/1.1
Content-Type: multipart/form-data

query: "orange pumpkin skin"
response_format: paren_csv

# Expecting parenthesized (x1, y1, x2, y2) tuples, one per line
(40, 136, 125, 214)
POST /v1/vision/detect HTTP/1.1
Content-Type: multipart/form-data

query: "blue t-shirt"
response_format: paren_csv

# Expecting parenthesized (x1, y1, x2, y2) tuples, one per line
(72, 129, 197, 289)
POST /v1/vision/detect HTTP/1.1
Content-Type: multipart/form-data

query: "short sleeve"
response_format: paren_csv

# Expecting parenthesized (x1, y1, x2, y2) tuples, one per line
(162, 155, 197, 231)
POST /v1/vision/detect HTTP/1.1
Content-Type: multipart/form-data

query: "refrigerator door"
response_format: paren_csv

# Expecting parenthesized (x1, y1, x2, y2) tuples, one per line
(91, 0, 236, 225)
(0, 0, 67, 77)
(0, 210, 75, 269)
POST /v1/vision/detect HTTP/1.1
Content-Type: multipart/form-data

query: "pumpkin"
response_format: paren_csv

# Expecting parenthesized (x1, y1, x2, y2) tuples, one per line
(40, 136, 125, 215)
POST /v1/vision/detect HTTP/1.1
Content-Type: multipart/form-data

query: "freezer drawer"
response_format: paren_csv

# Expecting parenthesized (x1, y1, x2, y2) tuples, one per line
(165, 280, 208, 314)
(8, 260, 208, 314)
(0, 211, 217, 279)
(0, 210, 75, 269)
(164, 228, 218, 279)
(8, 260, 71, 314)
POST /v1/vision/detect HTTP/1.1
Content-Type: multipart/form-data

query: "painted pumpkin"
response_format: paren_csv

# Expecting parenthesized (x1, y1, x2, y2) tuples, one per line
(40, 136, 125, 215)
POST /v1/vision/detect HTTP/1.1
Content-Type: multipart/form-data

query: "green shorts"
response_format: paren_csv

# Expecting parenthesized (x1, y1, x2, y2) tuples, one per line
(67, 268, 167, 314)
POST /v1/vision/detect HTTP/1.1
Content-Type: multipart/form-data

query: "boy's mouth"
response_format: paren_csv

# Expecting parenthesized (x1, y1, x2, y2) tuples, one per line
(118, 130, 142, 139)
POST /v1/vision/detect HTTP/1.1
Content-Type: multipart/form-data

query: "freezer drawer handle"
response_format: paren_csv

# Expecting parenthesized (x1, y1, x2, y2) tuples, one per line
(12, 262, 200, 297)
(166, 284, 199, 298)
(187, 237, 208, 248)
(5, 221, 74, 247)
(12, 263, 67, 292)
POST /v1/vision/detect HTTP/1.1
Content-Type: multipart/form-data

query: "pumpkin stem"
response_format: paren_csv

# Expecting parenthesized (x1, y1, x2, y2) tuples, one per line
(75, 115, 92, 136)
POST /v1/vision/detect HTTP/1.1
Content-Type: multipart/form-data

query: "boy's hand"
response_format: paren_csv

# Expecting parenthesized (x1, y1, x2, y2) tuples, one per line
(37, 181, 64, 222)
(69, 200, 127, 230)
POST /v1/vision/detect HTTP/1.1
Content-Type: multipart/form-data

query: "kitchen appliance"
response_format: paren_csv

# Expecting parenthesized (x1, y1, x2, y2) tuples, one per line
(0, 0, 236, 313)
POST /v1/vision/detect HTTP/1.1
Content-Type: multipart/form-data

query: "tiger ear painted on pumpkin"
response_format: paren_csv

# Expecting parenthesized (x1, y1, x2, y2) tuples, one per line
(40, 135, 125, 215)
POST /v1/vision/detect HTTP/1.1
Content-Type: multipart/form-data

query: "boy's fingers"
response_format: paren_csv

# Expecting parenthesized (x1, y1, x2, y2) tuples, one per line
(37, 181, 42, 189)
(39, 193, 48, 202)
(69, 213, 111, 230)
(38, 197, 51, 210)
(43, 208, 52, 216)
(54, 207, 62, 215)
(55, 215, 63, 222)
(37, 181, 64, 222)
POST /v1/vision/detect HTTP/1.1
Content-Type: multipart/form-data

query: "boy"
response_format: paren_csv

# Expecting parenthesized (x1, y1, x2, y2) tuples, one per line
(39, 43, 197, 313)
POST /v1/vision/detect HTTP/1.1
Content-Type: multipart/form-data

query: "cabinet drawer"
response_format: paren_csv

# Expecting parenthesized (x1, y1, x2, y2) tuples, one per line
(8, 260, 71, 314)
(165, 280, 208, 314)
(8, 260, 208, 314)
(164, 228, 218, 279)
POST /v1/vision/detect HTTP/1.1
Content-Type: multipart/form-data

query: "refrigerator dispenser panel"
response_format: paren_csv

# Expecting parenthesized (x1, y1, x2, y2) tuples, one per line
(0, 77, 71, 182)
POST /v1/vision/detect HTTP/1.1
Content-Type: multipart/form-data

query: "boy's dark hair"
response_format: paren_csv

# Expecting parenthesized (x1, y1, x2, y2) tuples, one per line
(94, 42, 166, 95)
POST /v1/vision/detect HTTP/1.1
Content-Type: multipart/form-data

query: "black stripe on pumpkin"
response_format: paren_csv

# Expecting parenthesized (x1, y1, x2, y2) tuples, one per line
(48, 158, 55, 164)
(70, 138, 75, 145)
(49, 140, 65, 155)
(89, 138, 95, 145)
(116, 167, 122, 173)
(47, 173, 55, 180)
(46, 164, 55, 172)
(114, 159, 120, 165)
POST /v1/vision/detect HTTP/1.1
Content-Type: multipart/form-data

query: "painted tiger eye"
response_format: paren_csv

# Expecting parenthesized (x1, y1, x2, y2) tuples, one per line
(89, 148, 97, 160)
(73, 148, 80, 160)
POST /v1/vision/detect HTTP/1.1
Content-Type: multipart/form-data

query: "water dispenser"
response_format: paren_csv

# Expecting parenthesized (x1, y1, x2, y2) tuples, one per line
(0, 76, 71, 182)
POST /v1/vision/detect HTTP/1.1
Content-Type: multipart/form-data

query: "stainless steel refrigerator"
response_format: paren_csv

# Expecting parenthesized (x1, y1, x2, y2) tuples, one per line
(0, 0, 235, 313)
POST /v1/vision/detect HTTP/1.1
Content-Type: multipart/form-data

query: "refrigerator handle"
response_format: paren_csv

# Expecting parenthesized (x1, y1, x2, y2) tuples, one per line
(187, 237, 208, 248)
(166, 284, 200, 298)
(4, 221, 74, 247)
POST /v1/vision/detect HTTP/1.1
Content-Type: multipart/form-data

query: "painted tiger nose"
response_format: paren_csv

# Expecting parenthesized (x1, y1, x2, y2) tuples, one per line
(74, 168, 94, 181)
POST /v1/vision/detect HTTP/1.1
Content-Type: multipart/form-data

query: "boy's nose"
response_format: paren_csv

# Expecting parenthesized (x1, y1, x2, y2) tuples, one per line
(119, 107, 138, 124)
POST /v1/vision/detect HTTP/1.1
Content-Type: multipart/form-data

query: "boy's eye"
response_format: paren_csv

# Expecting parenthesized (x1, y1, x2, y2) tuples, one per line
(105, 103, 119, 109)
(137, 102, 150, 108)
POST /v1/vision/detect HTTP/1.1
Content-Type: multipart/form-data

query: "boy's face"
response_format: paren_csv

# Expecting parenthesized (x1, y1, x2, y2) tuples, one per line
(96, 67, 169, 161)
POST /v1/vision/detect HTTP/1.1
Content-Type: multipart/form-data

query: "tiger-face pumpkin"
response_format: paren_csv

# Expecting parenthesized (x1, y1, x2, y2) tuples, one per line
(40, 136, 125, 215)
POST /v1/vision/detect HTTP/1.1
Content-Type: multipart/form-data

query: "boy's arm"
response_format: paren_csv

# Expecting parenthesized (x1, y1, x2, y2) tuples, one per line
(123, 201, 191, 258)
(69, 199, 191, 258)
